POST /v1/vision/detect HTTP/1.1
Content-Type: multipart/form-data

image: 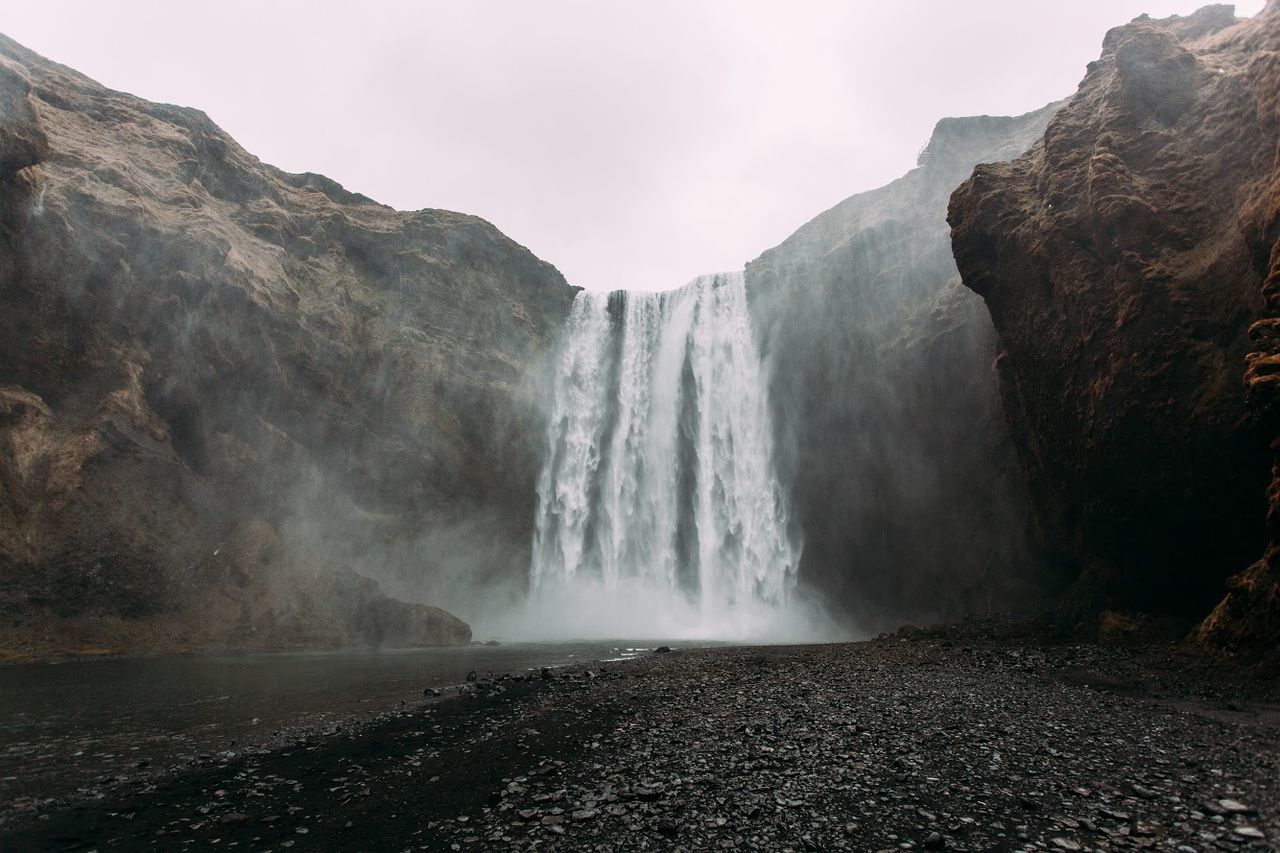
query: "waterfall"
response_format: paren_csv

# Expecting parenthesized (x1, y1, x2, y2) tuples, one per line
(530, 271, 800, 638)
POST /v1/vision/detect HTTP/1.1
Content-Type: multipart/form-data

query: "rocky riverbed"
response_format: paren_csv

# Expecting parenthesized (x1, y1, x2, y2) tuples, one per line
(2, 626, 1277, 851)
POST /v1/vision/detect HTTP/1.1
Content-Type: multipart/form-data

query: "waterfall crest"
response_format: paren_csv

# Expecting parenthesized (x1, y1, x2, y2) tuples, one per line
(530, 271, 800, 638)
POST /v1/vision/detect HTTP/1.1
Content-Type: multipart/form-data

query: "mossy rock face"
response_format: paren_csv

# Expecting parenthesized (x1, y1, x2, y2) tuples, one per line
(0, 33, 577, 654)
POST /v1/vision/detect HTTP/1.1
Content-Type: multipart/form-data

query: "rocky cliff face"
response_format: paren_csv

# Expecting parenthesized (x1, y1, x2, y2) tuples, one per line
(746, 103, 1061, 632)
(0, 34, 577, 658)
(949, 4, 1280, 643)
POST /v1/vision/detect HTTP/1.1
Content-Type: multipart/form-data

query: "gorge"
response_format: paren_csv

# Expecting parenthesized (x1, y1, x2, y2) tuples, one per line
(2, 4, 1279, 655)
(3, 4, 1280, 850)
(0, 28, 1061, 653)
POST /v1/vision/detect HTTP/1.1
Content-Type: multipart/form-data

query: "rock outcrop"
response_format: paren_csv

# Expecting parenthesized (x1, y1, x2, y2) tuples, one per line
(0, 34, 576, 658)
(746, 103, 1061, 632)
(949, 4, 1280, 643)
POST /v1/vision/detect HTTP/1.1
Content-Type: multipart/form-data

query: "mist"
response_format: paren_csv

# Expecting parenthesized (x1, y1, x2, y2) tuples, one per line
(0, 37, 576, 651)
(6, 4, 1280, 848)
(494, 578, 849, 644)
(505, 273, 856, 643)
(745, 106, 1067, 634)
(2, 2, 1266, 651)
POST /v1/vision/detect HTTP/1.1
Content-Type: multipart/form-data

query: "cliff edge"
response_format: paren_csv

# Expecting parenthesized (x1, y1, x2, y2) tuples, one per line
(0, 34, 577, 658)
(949, 4, 1280, 650)
(747, 102, 1061, 631)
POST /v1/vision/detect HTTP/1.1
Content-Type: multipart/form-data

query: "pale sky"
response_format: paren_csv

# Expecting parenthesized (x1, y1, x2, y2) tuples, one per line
(4, 1, 1265, 291)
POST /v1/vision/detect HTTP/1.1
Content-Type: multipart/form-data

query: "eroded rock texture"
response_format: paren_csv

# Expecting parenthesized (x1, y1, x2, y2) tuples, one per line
(949, 4, 1280, 642)
(747, 103, 1061, 632)
(1199, 5, 1280, 658)
(0, 35, 575, 657)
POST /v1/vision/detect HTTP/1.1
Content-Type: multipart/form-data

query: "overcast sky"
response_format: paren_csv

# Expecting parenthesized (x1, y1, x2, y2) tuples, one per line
(4, 1, 1265, 291)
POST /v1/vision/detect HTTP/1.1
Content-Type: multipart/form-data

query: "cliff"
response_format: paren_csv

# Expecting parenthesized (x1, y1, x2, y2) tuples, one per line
(0, 34, 577, 659)
(949, 4, 1280, 647)
(746, 102, 1062, 632)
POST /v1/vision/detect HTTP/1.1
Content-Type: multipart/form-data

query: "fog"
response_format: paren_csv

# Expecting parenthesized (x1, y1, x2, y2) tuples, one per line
(0, 3, 1259, 650)
(514, 274, 853, 643)
(745, 105, 1066, 634)
(3, 1, 1264, 292)
(495, 579, 849, 644)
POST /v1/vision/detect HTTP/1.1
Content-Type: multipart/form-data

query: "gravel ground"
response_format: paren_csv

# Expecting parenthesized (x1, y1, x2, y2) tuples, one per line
(3, 627, 1278, 851)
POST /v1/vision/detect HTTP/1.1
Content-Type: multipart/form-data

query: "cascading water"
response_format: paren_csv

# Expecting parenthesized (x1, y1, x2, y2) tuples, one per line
(529, 271, 801, 639)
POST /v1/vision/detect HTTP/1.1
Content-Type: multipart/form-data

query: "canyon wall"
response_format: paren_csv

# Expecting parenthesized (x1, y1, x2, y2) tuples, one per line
(746, 103, 1062, 632)
(10, 5, 1277, 653)
(949, 4, 1280, 645)
(0, 34, 577, 658)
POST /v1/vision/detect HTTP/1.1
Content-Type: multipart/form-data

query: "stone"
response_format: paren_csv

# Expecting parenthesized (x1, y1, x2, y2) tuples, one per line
(0, 32, 575, 656)
(949, 3, 1280, 637)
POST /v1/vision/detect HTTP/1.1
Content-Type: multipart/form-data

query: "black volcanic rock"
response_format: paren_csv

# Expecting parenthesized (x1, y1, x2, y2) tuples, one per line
(746, 102, 1061, 632)
(0, 34, 576, 657)
(949, 4, 1280, 638)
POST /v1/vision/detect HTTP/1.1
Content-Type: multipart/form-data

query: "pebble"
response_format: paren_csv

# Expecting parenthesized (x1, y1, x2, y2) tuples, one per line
(434, 635, 1279, 851)
(8, 629, 1277, 853)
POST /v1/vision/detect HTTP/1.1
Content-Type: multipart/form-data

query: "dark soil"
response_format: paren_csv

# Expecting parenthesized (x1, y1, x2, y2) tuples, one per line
(3, 626, 1278, 851)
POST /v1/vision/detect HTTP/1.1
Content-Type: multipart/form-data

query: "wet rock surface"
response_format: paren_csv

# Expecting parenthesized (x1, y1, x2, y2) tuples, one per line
(746, 101, 1061, 632)
(4, 629, 1277, 851)
(948, 4, 1280, 630)
(0, 33, 576, 657)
